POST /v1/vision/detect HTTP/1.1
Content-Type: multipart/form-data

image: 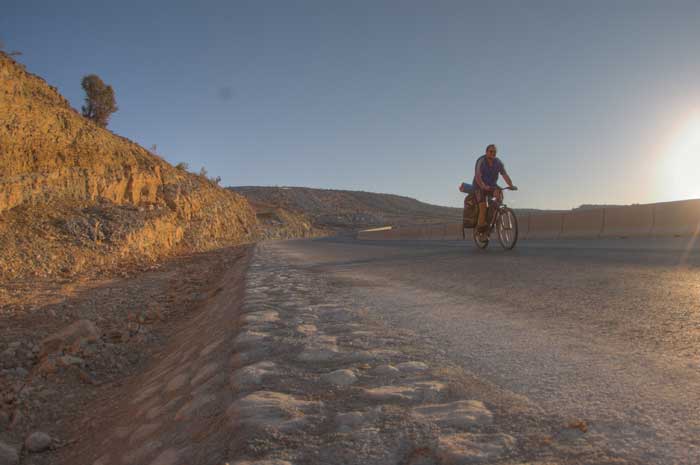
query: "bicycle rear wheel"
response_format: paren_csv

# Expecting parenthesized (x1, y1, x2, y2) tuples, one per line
(496, 208, 518, 250)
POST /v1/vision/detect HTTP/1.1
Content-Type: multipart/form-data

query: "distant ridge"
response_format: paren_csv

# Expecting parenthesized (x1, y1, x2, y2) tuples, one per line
(231, 185, 634, 232)
(230, 186, 462, 231)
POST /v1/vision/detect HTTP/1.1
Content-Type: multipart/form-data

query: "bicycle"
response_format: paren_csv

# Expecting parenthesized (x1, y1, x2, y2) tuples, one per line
(462, 186, 519, 250)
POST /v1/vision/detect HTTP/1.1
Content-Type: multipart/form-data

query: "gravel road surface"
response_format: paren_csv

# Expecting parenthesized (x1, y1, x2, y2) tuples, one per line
(269, 236, 700, 464)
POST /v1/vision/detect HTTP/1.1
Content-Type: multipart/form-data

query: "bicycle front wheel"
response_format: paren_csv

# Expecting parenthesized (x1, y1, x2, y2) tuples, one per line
(473, 228, 489, 249)
(496, 208, 518, 250)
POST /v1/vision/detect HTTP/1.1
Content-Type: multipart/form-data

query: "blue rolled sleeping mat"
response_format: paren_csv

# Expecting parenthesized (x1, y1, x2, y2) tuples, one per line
(459, 182, 474, 194)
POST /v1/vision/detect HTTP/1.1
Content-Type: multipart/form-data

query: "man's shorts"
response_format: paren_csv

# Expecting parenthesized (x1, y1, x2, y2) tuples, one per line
(475, 187, 501, 203)
(474, 187, 489, 203)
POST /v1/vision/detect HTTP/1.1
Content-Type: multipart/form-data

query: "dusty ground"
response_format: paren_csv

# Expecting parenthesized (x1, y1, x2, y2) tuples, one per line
(0, 246, 251, 464)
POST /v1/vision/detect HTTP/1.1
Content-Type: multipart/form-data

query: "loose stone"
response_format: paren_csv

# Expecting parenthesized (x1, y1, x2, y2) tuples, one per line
(437, 433, 516, 464)
(413, 400, 493, 429)
(396, 361, 430, 373)
(227, 391, 318, 432)
(320, 369, 358, 386)
(24, 431, 52, 453)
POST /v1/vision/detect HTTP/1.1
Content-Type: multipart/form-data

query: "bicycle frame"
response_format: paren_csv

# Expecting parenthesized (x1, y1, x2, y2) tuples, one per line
(483, 190, 510, 234)
(469, 186, 518, 250)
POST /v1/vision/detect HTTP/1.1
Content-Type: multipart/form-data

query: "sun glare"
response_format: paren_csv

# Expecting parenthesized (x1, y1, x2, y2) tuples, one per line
(663, 114, 700, 200)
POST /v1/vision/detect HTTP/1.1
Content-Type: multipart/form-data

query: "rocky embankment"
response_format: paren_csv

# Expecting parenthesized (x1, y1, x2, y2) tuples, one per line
(0, 51, 258, 281)
(245, 200, 329, 241)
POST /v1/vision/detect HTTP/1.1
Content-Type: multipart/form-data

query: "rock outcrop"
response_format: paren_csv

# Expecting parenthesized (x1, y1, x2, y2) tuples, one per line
(0, 52, 258, 280)
(244, 200, 329, 240)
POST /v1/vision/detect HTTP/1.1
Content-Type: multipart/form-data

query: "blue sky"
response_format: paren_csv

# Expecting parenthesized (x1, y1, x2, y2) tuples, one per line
(3, 0, 699, 209)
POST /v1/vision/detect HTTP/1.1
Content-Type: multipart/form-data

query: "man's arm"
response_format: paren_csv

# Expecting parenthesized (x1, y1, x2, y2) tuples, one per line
(499, 162, 515, 189)
(475, 158, 491, 191)
(502, 173, 514, 188)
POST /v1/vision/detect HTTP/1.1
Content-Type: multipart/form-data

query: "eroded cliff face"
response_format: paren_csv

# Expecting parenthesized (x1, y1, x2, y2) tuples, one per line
(0, 52, 259, 280)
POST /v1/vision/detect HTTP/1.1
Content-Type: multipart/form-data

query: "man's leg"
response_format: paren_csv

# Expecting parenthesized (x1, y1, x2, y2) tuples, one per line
(477, 202, 488, 231)
(476, 189, 488, 232)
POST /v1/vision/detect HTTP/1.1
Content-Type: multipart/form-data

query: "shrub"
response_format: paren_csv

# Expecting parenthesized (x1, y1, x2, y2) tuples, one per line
(81, 74, 118, 128)
(175, 162, 189, 171)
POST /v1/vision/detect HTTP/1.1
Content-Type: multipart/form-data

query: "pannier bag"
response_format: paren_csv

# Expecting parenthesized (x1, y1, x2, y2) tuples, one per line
(463, 193, 478, 228)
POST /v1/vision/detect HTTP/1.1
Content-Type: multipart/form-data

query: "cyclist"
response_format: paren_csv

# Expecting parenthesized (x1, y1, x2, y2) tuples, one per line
(473, 144, 517, 232)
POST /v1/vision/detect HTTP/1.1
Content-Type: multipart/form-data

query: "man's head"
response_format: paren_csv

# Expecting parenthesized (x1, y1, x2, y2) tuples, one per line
(485, 144, 497, 160)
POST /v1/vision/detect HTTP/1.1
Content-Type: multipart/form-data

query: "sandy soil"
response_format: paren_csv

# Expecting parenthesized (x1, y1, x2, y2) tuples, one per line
(0, 246, 251, 464)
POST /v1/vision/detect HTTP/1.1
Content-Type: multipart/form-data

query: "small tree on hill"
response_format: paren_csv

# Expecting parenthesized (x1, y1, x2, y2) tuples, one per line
(81, 74, 118, 128)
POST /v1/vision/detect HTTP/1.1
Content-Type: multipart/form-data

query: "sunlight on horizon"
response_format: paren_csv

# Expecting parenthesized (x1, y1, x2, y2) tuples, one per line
(661, 112, 700, 201)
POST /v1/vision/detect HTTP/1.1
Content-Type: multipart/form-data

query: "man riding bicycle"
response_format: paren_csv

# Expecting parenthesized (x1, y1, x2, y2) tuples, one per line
(473, 144, 517, 232)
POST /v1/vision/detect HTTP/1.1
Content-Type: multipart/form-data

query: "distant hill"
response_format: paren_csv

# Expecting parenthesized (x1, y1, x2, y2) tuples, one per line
(230, 186, 463, 231)
(230, 186, 596, 232)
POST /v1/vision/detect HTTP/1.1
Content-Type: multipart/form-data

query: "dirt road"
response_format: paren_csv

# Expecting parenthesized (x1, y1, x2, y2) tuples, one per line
(271, 237, 700, 464)
(5, 236, 698, 464)
(59, 241, 634, 464)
